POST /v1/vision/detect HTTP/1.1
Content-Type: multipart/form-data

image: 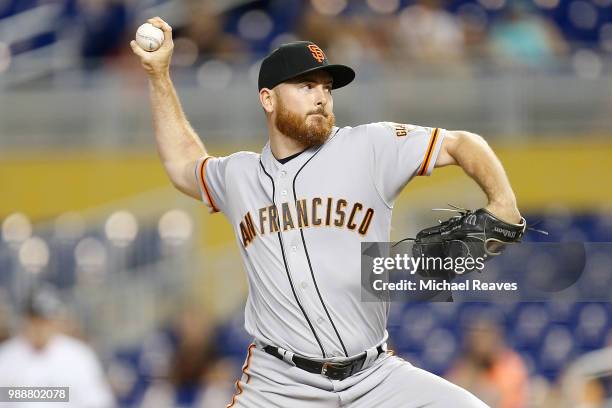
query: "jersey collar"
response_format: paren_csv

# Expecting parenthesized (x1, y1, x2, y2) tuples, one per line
(260, 126, 340, 177)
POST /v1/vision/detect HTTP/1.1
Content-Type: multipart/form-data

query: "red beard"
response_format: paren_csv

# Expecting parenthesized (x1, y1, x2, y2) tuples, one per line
(274, 99, 335, 148)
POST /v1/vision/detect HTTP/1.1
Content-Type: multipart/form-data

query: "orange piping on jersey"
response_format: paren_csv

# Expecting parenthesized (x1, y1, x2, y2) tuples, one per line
(418, 128, 440, 176)
(200, 156, 220, 213)
(227, 343, 256, 407)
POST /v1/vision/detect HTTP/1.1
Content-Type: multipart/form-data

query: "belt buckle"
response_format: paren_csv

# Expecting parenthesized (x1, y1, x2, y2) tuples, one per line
(321, 360, 352, 380)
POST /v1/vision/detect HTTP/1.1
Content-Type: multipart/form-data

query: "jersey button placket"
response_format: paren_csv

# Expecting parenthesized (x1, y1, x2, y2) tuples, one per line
(277, 169, 332, 354)
(276, 175, 315, 328)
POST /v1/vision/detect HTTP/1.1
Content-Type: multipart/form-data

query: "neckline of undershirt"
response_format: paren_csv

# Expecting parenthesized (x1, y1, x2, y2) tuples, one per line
(276, 149, 307, 165)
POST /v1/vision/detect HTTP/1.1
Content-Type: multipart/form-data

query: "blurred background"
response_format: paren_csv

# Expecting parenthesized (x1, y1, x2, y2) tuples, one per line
(0, 0, 611, 406)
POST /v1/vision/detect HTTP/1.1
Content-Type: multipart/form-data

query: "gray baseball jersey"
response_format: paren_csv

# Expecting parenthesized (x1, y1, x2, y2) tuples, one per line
(195, 122, 445, 359)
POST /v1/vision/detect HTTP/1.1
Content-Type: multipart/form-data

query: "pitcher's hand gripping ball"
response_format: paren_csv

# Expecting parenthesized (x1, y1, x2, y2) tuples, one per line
(135, 23, 164, 52)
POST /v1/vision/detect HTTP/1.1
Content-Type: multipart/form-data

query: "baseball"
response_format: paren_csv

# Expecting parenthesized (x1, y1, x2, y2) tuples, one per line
(135, 23, 164, 52)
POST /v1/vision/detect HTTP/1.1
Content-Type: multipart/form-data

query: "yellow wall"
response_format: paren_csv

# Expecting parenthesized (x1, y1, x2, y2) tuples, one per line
(1, 139, 611, 222)
(0, 151, 169, 220)
(496, 140, 612, 210)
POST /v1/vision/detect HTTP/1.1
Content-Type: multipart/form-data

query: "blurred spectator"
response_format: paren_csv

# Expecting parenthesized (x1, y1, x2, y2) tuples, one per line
(298, 3, 389, 66)
(559, 331, 612, 408)
(169, 307, 218, 403)
(76, 0, 129, 70)
(454, 3, 491, 60)
(2, 0, 611, 84)
(391, 0, 465, 64)
(447, 317, 528, 408)
(140, 305, 232, 406)
(197, 357, 239, 407)
(179, 2, 247, 64)
(0, 285, 115, 407)
(0, 290, 11, 344)
(488, 1, 568, 69)
(297, 5, 338, 51)
(0, 313, 9, 344)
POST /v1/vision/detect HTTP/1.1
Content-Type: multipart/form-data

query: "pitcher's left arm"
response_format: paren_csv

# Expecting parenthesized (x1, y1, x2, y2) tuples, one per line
(435, 131, 521, 223)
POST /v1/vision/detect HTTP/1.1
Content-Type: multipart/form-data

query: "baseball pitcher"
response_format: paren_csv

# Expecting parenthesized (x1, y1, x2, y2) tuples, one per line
(131, 17, 524, 407)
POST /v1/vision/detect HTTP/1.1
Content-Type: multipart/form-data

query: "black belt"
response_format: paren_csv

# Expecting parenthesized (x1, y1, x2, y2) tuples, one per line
(263, 345, 385, 381)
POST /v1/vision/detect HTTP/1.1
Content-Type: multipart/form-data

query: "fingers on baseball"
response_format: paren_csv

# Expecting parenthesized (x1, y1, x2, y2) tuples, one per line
(148, 17, 172, 32)
(147, 16, 173, 45)
(129, 40, 146, 57)
(147, 16, 162, 26)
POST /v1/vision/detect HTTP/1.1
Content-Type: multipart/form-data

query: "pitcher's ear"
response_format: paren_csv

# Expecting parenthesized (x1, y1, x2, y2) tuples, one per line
(260, 88, 274, 114)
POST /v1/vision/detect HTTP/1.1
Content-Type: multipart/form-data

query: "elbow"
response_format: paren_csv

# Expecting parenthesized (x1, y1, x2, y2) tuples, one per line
(170, 176, 200, 200)
(443, 131, 472, 156)
(449, 131, 489, 157)
(163, 161, 185, 186)
(169, 178, 186, 193)
(466, 131, 490, 151)
(163, 159, 199, 197)
(454, 130, 487, 147)
(166, 173, 188, 193)
(444, 130, 489, 171)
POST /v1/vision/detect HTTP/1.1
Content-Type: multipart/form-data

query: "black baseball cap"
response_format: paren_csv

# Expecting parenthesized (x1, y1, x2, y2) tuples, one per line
(258, 41, 355, 91)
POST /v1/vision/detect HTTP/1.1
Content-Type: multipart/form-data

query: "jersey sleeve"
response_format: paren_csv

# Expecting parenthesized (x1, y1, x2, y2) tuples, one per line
(194, 156, 230, 214)
(367, 122, 446, 204)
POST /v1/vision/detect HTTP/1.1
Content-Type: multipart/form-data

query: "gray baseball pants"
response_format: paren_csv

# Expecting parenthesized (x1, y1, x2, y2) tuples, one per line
(226, 343, 489, 407)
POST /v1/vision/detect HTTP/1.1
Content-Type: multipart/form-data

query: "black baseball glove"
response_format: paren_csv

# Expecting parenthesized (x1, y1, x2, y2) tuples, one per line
(409, 206, 528, 279)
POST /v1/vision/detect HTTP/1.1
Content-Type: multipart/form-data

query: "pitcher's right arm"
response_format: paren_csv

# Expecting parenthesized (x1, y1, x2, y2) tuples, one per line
(130, 16, 206, 200)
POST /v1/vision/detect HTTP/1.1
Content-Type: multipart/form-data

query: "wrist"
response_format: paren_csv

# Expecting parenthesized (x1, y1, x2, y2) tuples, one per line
(148, 70, 171, 83)
(485, 201, 521, 224)
(488, 191, 517, 207)
(488, 197, 517, 209)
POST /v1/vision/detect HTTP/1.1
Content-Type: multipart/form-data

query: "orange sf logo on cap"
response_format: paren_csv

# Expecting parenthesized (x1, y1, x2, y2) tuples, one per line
(307, 44, 326, 63)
